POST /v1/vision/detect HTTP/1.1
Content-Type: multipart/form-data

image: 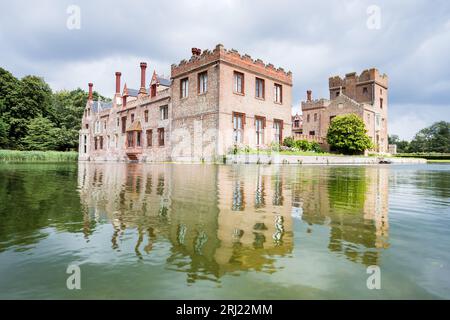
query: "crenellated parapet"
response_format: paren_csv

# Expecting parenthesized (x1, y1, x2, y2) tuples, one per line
(171, 44, 293, 85)
(329, 68, 388, 89)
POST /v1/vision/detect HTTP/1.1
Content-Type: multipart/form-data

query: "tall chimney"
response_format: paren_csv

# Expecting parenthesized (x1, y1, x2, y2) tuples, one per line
(88, 83, 93, 101)
(191, 48, 201, 56)
(139, 62, 147, 94)
(115, 72, 121, 95)
(307, 90, 312, 101)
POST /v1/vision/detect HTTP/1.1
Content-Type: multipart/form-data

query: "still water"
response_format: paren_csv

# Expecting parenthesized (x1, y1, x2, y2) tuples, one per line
(0, 163, 449, 299)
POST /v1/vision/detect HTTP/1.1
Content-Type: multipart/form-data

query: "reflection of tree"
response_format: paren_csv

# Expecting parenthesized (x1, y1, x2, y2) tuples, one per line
(328, 167, 368, 214)
(0, 163, 85, 252)
(298, 166, 389, 266)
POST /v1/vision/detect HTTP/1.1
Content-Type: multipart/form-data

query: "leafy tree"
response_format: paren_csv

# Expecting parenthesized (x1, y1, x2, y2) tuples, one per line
(326, 114, 373, 154)
(21, 117, 60, 151)
(409, 121, 449, 153)
(388, 134, 410, 153)
(0, 116, 9, 148)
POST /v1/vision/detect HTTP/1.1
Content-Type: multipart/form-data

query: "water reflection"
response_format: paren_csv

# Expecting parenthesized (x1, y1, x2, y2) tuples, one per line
(77, 163, 389, 282)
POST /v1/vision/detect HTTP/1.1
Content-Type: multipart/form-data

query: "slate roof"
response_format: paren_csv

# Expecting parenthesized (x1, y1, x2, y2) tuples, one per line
(156, 77, 171, 87)
(91, 101, 112, 113)
(126, 88, 139, 97)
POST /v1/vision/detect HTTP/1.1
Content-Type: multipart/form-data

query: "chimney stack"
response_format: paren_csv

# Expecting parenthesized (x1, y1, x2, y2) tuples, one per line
(307, 90, 312, 102)
(191, 48, 201, 56)
(139, 62, 147, 94)
(88, 83, 93, 101)
(115, 72, 121, 95)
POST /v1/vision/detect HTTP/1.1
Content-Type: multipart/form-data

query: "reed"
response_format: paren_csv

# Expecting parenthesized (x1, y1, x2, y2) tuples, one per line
(0, 150, 78, 162)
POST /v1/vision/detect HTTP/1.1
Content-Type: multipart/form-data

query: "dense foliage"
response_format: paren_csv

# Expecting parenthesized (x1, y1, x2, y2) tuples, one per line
(0, 67, 108, 151)
(389, 121, 450, 153)
(326, 114, 373, 154)
(283, 137, 323, 152)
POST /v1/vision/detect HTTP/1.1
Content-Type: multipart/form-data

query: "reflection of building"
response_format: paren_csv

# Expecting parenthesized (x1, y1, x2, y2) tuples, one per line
(78, 44, 293, 163)
(78, 163, 390, 281)
(294, 166, 389, 266)
(78, 163, 293, 282)
(300, 69, 388, 152)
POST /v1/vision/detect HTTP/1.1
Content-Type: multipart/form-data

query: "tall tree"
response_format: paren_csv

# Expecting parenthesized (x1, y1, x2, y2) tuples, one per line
(409, 121, 450, 153)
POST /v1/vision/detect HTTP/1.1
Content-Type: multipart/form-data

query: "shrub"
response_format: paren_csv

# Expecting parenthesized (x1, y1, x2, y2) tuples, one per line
(283, 136, 295, 148)
(326, 114, 373, 154)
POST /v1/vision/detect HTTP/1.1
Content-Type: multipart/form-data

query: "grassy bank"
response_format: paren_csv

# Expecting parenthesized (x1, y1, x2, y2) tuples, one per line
(395, 153, 450, 160)
(0, 150, 78, 162)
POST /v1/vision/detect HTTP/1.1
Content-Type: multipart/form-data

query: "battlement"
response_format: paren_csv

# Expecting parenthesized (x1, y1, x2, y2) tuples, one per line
(301, 98, 330, 110)
(171, 44, 292, 85)
(329, 68, 388, 89)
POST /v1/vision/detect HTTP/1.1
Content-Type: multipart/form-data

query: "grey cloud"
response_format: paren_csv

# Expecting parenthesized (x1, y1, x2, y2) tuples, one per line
(1, 0, 449, 139)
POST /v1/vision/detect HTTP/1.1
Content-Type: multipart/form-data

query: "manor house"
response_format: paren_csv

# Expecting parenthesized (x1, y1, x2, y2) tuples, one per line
(78, 44, 292, 162)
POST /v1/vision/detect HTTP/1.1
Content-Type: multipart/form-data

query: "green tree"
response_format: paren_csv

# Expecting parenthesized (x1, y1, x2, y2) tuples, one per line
(326, 114, 373, 154)
(0, 116, 9, 148)
(388, 134, 410, 153)
(409, 121, 449, 153)
(21, 117, 60, 151)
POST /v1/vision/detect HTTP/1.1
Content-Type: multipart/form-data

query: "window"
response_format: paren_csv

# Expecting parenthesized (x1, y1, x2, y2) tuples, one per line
(273, 120, 283, 144)
(380, 98, 383, 109)
(104, 121, 107, 130)
(85, 124, 88, 129)
(94, 137, 98, 150)
(121, 116, 127, 134)
(314, 113, 317, 121)
(336, 91, 340, 97)
(100, 136, 103, 149)
(180, 78, 189, 98)
(233, 112, 245, 143)
(307, 114, 310, 123)
(131, 114, 135, 123)
(309, 131, 315, 136)
(363, 87, 368, 95)
(146, 129, 152, 147)
(274, 84, 282, 103)
(255, 116, 265, 145)
(234, 71, 244, 94)
(294, 120, 300, 128)
(160, 105, 168, 120)
(127, 132, 133, 148)
(158, 128, 165, 146)
(144, 110, 149, 122)
(255, 78, 265, 99)
(151, 84, 157, 97)
(367, 114, 370, 124)
(136, 132, 141, 147)
(116, 118, 119, 127)
(198, 71, 208, 94)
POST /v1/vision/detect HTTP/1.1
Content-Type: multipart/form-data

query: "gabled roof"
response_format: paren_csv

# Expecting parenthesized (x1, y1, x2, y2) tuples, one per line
(156, 76, 171, 87)
(123, 83, 139, 97)
(91, 101, 112, 113)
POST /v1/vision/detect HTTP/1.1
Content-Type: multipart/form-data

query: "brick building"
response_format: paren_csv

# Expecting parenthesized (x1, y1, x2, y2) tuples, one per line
(78, 44, 293, 162)
(300, 69, 388, 152)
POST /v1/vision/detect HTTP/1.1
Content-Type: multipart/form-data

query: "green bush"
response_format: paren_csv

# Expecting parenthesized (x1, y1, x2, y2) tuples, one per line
(283, 137, 295, 148)
(0, 150, 78, 162)
(326, 114, 373, 154)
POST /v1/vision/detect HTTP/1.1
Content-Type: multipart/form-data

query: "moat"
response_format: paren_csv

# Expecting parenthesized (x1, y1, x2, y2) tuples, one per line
(0, 163, 449, 299)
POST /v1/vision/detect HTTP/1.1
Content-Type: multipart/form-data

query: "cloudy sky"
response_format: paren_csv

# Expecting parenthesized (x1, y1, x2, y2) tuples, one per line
(1, 0, 449, 140)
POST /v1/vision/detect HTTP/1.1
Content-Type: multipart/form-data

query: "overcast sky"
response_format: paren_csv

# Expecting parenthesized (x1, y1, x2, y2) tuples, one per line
(1, 0, 449, 140)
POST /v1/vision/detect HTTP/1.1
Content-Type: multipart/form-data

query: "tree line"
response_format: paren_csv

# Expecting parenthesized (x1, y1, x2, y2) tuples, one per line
(0, 67, 108, 151)
(389, 121, 449, 153)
